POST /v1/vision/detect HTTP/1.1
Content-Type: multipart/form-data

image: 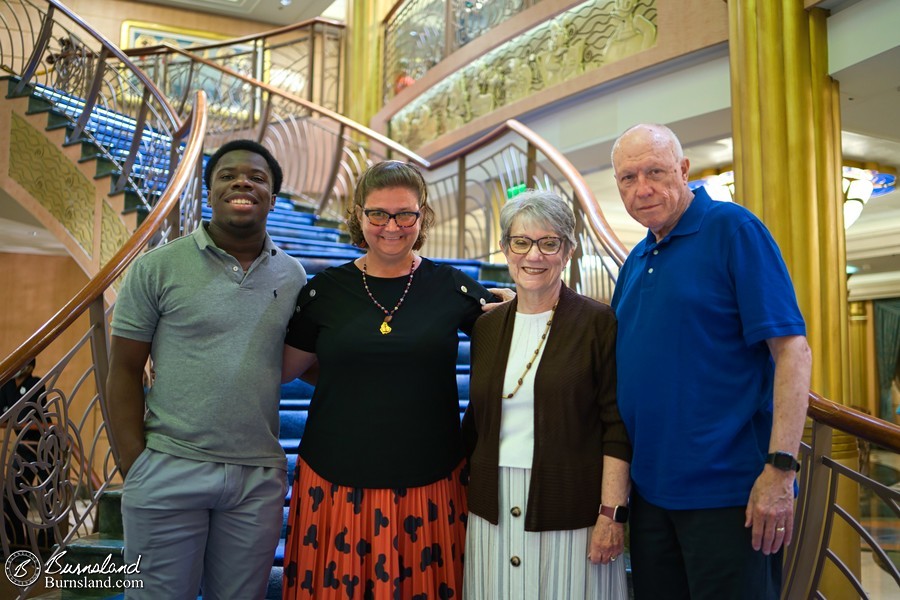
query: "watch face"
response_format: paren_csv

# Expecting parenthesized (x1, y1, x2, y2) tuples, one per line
(768, 452, 800, 472)
(614, 506, 629, 523)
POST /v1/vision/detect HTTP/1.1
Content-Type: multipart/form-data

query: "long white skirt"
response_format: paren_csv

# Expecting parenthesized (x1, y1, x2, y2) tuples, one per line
(463, 467, 628, 600)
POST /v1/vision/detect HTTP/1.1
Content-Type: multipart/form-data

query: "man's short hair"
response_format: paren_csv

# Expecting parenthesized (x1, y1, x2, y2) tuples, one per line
(203, 140, 283, 195)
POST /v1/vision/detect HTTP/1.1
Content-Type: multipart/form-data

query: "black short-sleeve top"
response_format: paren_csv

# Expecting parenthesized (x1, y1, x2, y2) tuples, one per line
(285, 258, 494, 488)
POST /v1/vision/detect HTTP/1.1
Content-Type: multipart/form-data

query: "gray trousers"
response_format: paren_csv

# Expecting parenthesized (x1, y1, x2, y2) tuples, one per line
(121, 449, 286, 600)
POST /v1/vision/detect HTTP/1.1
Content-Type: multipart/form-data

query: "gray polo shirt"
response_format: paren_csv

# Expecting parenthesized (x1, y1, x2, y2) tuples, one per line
(111, 224, 306, 470)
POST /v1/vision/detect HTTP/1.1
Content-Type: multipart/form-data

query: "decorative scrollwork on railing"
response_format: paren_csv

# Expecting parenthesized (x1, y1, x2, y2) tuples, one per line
(44, 34, 96, 90)
(126, 19, 345, 116)
(2, 340, 105, 559)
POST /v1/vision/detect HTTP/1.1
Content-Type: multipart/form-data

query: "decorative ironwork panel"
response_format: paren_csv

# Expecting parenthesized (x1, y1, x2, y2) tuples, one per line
(383, 0, 546, 103)
(390, 0, 658, 148)
(785, 423, 900, 598)
(383, 0, 446, 103)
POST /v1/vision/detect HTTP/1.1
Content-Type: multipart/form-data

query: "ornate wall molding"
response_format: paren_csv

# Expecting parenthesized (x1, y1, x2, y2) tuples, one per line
(372, 0, 728, 158)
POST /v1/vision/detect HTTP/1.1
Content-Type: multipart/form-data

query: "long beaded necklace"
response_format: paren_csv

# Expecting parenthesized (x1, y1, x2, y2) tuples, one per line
(361, 258, 415, 335)
(502, 301, 558, 399)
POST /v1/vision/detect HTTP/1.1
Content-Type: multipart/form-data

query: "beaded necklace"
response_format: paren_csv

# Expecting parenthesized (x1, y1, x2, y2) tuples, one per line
(502, 301, 558, 399)
(361, 258, 415, 335)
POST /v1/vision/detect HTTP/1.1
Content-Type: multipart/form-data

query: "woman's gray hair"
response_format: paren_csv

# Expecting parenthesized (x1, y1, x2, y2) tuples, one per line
(499, 189, 577, 251)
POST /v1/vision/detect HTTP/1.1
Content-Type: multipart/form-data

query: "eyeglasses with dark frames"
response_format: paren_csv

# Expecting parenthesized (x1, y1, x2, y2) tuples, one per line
(362, 209, 421, 228)
(506, 236, 564, 255)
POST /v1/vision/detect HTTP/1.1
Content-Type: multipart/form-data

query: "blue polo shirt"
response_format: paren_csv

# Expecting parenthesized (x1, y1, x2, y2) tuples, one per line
(611, 187, 806, 509)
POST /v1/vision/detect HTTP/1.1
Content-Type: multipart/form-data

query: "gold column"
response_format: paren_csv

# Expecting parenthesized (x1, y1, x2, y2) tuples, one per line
(727, 1, 848, 403)
(345, 0, 393, 127)
(848, 301, 879, 416)
(727, 2, 856, 595)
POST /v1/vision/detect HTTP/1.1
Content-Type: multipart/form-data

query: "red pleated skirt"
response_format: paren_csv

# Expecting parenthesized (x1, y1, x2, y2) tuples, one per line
(282, 457, 467, 599)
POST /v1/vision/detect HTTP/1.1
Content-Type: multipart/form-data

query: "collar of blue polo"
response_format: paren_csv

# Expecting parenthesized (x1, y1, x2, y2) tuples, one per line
(637, 185, 714, 256)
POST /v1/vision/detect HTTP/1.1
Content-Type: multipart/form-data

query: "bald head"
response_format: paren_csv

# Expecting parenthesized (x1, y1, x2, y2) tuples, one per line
(611, 123, 684, 168)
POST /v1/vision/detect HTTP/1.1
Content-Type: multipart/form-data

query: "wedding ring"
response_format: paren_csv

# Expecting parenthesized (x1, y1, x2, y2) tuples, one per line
(610, 556, 617, 562)
(776, 526, 786, 532)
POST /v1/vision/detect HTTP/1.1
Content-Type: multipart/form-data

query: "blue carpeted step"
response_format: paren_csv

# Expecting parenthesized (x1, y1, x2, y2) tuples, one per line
(266, 225, 342, 243)
(267, 566, 283, 599)
(458, 339, 470, 364)
(279, 410, 309, 440)
(281, 381, 315, 401)
(269, 235, 358, 253)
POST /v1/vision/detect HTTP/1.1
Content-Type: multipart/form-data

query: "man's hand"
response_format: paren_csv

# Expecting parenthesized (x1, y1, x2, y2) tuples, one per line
(745, 466, 795, 555)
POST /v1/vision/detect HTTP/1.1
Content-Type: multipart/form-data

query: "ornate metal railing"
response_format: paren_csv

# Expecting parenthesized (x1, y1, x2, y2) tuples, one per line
(784, 395, 900, 599)
(0, 90, 205, 598)
(1, 0, 185, 214)
(382, 0, 543, 102)
(124, 17, 345, 115)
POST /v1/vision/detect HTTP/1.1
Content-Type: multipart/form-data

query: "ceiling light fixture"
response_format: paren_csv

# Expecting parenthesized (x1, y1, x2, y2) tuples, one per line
(690, 162, 897, 229)
(842, 161, 896, 229)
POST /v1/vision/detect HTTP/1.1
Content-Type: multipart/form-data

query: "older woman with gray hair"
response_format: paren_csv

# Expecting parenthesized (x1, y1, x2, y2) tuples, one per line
(462, 190, 632, 599)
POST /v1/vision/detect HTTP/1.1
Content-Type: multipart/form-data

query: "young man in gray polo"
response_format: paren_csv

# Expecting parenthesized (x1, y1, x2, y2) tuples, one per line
(107, 140, 306, 599)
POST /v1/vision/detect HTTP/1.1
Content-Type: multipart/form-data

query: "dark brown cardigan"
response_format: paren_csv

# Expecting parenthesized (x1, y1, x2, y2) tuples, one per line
(463, 282, 632, 531)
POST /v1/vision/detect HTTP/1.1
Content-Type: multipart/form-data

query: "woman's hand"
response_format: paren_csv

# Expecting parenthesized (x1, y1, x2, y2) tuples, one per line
(483, 287, 515, 312)
(588, 515, 624, 565)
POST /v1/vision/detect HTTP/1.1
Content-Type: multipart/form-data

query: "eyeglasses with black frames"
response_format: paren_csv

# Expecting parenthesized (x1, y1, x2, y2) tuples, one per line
(362, 209, 421, 228)
(506, 236, 564, 255)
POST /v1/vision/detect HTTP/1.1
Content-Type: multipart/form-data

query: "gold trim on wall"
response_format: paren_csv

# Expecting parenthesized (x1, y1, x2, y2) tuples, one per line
(120, 20, 230, 50)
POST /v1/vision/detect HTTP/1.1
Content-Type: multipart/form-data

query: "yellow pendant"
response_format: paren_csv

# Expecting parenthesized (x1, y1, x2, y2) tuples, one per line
(380, 321, 392, 335)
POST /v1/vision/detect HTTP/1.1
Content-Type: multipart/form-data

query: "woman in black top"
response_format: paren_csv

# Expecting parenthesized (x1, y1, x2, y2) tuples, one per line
(281, 161, 500, 599)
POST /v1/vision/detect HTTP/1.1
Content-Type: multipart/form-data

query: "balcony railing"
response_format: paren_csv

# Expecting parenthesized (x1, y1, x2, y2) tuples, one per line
(382, 0, 543, 103)
(124, 18, 345, 116)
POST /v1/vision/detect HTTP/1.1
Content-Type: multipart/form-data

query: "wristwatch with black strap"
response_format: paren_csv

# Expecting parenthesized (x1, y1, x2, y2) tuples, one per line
(766, 451, 800, 472)
(598, 504, 629, 523)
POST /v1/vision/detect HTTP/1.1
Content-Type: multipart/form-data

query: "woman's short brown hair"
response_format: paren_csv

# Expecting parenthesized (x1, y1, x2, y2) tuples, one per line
(346, 161, 435, 250)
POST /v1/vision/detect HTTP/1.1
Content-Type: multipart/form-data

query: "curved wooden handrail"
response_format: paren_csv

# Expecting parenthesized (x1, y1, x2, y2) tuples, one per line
(0, 92, 208, 386)
(808, 391, 900, 453)
(39, 0, 180, 127)
(122, 17, 346, 57)
(382, 0, 408, 26)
